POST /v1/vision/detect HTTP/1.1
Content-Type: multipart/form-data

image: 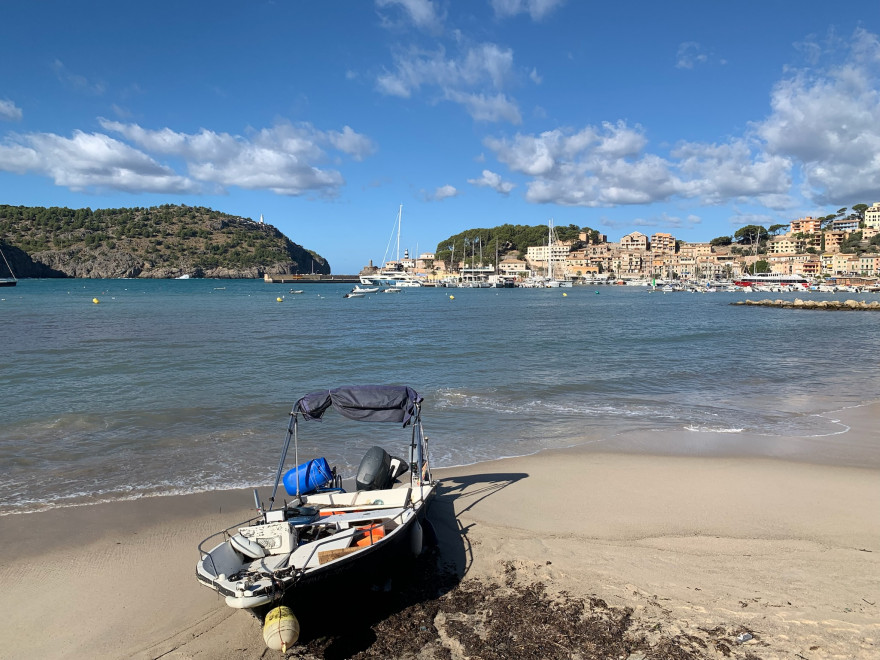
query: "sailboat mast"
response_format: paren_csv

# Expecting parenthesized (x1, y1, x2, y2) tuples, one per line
(396, 204, 402, 263)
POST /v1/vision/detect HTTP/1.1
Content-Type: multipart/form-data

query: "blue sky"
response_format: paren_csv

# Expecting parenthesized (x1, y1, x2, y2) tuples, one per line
(1, 1, 878, 273)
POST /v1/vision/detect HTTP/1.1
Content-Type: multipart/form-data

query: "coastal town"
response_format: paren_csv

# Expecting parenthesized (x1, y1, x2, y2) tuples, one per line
(359, 202, 880, 290)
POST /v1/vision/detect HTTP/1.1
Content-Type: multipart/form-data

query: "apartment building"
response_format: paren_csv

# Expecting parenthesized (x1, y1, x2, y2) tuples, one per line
(858, 254, 880, 275)
(790, 216, 821, 234)
(768, 235, 803, 254)
(650, 232, 675, 253)
(525, 243, 571, 265)
(823, 231, 846, 253)
(864, 202, 880, 229)
(677, 242, 712, 258)
(831, 218, 860, 233)
(619, 231, 648, 251)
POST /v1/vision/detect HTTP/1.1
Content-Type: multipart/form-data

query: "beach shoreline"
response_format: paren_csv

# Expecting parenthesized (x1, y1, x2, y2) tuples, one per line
(1, 403, 877, 659)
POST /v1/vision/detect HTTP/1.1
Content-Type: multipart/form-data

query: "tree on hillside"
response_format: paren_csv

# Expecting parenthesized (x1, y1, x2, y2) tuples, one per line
(710, 235, 732, 246)
(768, 224, 787, 235)
(853, 203, 868, 217)
(733, 225, 768, 244)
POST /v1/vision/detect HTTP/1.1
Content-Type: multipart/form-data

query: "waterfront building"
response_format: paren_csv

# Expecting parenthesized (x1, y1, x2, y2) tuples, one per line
(858, 254, 880, 276)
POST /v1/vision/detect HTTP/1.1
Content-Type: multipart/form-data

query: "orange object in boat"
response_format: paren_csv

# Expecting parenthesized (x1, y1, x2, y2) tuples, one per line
(354, 525, 385, 547)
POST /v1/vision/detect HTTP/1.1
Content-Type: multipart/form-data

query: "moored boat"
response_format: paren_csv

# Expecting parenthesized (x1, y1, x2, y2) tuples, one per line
(195, 385, 436, 649)
(733, 273, 810, 288)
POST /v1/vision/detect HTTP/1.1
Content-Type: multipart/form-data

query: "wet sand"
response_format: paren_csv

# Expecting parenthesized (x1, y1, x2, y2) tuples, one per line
(1, 403, 877, 659)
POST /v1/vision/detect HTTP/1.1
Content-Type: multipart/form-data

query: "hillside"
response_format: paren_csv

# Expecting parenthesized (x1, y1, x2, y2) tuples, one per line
(435, 222, 594, 265)
(0, 204, 329, 279)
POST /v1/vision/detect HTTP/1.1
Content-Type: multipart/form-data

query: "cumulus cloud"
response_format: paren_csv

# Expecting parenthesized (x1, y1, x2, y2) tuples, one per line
(0, 130, 195, 193)
(96, 119, 376, 195)
(0, 119, 375, 196)
(468, 169, 515, 194)
(479, 29, 880, 211)
(490, 0, 566, 20)
(0, 99, 22, 121)
(376, 42, 523, 123)
(429, 184, 459, 200)
(754, 27, 880, 204)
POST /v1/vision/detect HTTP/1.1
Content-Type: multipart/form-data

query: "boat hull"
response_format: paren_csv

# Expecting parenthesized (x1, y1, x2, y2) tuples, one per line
(197, 486, 435, 616)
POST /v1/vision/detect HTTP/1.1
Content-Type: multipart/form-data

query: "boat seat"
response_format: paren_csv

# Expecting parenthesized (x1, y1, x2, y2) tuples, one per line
(317, 506, 407, 528)
(306, 486, 411, 510)
(289, 526, 359, 569)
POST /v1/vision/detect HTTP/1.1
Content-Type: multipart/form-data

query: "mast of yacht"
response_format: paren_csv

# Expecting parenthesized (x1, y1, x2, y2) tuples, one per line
(547, 219, 554, 281)
(396, 205, 402, 264)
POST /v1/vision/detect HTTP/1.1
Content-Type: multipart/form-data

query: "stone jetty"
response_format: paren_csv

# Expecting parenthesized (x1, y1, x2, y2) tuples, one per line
(732, 298, 880, 311)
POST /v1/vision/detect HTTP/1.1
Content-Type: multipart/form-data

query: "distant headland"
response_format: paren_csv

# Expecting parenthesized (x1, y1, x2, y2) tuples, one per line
(0, 204, 329, 279)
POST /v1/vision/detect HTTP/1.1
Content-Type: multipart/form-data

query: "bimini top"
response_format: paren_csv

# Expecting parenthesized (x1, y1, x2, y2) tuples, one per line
(294, 385, 422, 426)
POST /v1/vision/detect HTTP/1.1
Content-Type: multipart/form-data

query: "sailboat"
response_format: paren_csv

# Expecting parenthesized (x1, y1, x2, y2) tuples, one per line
(545, 220, 572, 288)
(0, 243, 17, 287)
(359, 206, 423, 288)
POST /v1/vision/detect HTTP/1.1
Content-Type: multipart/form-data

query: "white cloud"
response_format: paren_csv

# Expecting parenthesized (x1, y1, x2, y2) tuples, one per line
(431, 184, 459, 200)
(0, 99, 22, 121)
(755, 28, 880, 204)
(97, 120, 375, 196)
(481, 31, 880, 211)
(376, 42, 523, 123)
(675, 42, 708, 69)
(0, 119, 375, 196)
(490, 0, 566, 20)
(376, 0, 445, 32)
(0, 130, 195, 193)
(468, 169, 515, 195)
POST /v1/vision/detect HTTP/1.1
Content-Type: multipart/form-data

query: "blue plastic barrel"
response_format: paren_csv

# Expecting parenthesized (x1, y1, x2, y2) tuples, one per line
(283, 458, 333, 496)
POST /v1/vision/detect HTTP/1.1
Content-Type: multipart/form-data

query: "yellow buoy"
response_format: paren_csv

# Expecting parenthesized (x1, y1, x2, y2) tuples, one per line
(263, 606, 299, 652)
(562, 292, 567, 297)
(276, 297, 283, 302)
(92, 298, 100, 304)
(449, 295, 454, 300)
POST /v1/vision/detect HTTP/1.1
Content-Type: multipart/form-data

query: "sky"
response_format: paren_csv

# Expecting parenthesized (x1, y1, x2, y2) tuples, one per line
(1, 0, 879, 273)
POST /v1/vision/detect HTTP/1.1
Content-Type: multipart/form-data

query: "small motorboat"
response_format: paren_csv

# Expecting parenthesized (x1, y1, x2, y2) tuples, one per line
(383, 287, 402, 293)
(351, 285, 379, 294)
(196, 385, 436, 649)
(343, 291, 365, 298)
(289, 289, 304, 294)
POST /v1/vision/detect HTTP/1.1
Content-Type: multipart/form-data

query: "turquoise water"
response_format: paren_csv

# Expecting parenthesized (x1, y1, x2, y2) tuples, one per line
(1, 279, 878, 515)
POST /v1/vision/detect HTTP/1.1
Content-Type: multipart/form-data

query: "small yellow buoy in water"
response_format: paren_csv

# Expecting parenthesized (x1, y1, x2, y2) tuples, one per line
(263, 605, 299, 652)
(562, 292, 567, 297)
(92, 298, 100, 304)
(449, 295, 454, 300)
(276, 297, 283, 302)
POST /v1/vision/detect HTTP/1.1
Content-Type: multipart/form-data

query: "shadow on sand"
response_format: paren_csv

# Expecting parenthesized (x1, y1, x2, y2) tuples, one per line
(289, 472, 528, 659)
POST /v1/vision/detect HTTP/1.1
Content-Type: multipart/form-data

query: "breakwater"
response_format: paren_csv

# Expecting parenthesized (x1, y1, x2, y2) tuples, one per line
(733, 298, 880, 310)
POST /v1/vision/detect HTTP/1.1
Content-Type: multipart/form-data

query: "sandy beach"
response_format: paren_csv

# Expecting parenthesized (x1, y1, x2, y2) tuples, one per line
(1, 403, 877, 659)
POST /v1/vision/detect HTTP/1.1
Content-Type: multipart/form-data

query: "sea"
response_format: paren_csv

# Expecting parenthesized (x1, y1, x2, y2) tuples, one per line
(2, 279, 879, 516)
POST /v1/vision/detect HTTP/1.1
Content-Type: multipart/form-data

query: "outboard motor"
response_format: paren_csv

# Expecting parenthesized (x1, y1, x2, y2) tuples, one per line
(356, 446, 392, 490)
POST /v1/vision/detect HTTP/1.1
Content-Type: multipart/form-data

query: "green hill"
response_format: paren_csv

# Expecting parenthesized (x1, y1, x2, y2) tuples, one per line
(435, 223, 594, 265)
(0, 204, 329, 279)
